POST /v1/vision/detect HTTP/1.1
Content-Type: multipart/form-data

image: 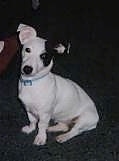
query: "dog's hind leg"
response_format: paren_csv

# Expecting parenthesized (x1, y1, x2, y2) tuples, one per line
(56, 111, 98, 143)
(56, 128, 79, 143)
(47, 122, 69, 132)
(22, 112, 37, 134)
(56, 120, 80, 143)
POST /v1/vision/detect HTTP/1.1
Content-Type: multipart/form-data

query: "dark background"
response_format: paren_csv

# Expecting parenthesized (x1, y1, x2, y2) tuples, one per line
(0, 1, 118, 161)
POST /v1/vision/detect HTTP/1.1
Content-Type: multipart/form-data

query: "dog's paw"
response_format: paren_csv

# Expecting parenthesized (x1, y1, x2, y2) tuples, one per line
(33, 134, 46, 146)
(47, 124, 69, 132)
(21, 125, 35, 134)
(56, 133, 70, 143)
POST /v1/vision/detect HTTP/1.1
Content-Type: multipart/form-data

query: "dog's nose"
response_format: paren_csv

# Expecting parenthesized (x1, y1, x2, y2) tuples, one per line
(23, 65, 33, 75)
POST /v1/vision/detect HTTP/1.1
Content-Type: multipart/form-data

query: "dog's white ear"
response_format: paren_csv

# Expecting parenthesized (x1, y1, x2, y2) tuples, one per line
(17, 24, 37, 44)
(0, 41, 4, 53)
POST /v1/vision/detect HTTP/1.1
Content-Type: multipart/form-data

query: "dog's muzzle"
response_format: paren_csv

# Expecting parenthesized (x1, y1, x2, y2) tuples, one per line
(23, 65, 33, 75)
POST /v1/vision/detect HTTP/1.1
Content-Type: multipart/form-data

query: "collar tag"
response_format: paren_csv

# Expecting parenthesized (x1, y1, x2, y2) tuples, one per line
(20, 72, 49, 86)
(23, 80, 32, 86)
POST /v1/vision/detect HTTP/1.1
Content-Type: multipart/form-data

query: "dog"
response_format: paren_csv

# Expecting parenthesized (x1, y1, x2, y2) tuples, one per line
(18, 25, 99, 145)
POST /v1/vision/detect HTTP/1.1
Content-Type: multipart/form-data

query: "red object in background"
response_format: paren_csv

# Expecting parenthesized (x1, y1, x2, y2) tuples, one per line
(0, 34, 19, 75)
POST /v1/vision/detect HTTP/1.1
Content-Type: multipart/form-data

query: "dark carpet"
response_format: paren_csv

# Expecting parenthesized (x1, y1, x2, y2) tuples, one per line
(0, 1, 118, 161)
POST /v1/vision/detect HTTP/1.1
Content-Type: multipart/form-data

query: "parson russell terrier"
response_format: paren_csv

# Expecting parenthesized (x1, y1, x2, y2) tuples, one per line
(18, 24, 99, 145)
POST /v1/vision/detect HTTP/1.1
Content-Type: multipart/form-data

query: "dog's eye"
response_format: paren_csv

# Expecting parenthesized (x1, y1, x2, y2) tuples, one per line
(25, 48, 31, 53)
(40, 53, 46, 59)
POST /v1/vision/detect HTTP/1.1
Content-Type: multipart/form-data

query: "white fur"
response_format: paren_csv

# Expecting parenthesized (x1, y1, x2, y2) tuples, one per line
(18, 24, 37, 45)
(18, 26, 99, 145)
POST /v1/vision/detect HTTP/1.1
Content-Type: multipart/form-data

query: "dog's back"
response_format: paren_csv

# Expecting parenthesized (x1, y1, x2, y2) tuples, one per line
(52, 74, 99, 123)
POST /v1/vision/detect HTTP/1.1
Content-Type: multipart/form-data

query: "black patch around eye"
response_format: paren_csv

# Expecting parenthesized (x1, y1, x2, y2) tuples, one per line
(40, 53, 46, 60)
(25, 48, 31, 53)
(40, 52, 53, 66)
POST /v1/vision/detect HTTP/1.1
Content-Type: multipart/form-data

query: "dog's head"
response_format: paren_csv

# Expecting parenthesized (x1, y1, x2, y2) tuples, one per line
(18, 24, 70, 76)
(18, 25, 54, 76)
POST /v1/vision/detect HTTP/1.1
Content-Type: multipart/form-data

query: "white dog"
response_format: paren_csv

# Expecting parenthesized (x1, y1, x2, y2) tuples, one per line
(18, 25, 99, 145)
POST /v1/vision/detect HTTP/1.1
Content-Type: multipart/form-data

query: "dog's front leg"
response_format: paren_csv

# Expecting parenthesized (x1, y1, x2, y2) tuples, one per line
(22, 112, 37, 134)
(33, 113, 50, 146)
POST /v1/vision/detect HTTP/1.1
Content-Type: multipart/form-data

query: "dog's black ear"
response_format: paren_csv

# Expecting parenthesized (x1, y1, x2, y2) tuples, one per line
(40, 41, 54, 67)
(45, 41, 53, 53)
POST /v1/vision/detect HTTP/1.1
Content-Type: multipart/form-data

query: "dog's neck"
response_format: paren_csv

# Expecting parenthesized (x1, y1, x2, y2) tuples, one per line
(20, 60, 53, 86)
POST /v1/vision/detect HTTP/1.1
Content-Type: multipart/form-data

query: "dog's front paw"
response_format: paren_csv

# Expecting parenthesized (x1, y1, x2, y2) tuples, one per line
(33, 134, 46, 146)
(21, 125, 35, 134)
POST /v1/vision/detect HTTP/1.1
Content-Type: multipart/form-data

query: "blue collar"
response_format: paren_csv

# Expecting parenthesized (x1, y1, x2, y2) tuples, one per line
(20, 73, 49, 86)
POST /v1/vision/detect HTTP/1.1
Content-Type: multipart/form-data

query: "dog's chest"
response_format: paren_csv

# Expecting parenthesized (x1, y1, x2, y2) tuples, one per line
(19, 77, 56, 112)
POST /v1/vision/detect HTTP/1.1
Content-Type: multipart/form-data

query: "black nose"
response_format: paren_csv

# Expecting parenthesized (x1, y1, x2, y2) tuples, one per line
(23, 65, 33, 74)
